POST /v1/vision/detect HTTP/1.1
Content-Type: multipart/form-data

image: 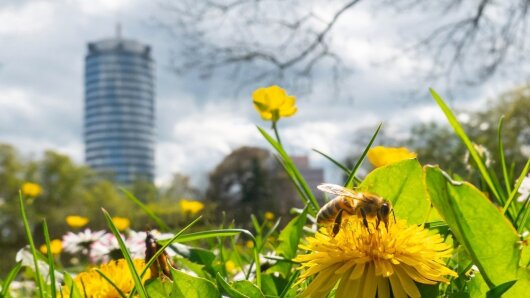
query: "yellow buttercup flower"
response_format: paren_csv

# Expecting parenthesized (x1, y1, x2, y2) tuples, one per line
(112, 217, 130, 231)
(252, 85, 297, 122)
(225, 260, 236, 273)
(21, 182, 42, 197)
(179, 199, 205, 215)
(62, 259, 150, 298)
(367, 146, 417, 168)
(39, 239, 63, 255)
(66, 215, 89, 228)
(294, 217, 456, 298)
(264, 211, 275, 221)
(245, 240, 254, 248)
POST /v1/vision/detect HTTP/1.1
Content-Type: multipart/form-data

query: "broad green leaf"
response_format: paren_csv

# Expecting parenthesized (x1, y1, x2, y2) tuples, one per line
(276, 208, 308, 260)
(145, 279, 174, 298)
(171, 269, 220, 298)
(469, 272, 490, 297)
(425, 166, 519, 288)
(232, 280, 265, 298)
(215, 273, 247, 298)
(358, 158, 432, 224)
(260, 274, 280, 296)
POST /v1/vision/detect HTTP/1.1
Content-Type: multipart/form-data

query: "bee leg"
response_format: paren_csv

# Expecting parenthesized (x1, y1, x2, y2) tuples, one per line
(392, 209, 396, 223)
(332, 209, 344, 237)
(360, 208, 370, 233)
(376, 213, 381, 230)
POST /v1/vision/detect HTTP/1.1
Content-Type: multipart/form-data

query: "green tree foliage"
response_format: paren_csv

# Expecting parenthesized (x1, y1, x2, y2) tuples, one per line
(206, 146, 284, 225)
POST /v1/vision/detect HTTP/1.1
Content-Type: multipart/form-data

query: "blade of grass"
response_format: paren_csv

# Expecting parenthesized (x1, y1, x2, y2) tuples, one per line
(516, 194, 530, 233)
(18, 192, 45, 298)
(279, 270, 300, 298)
(503, 159, 530, 214)
(96, 269, 127, 298)
(119, 187, 169, 231)
(430, 89, 502, 202)
(274, 155, 311, 208)
(344, 123, 382, 188)
(313, 149, 362, 185)
(498, 116, 511, 194)
(1, 261, 23, 297)
(42, 220, 56, 297)
(258, 126, 320, 212)
(101, 208, 148, 298)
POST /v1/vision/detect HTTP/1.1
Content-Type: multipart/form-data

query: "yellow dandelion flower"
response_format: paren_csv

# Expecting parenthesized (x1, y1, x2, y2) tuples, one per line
(252, 85, 297, 122)
(39, 239, 63, 255)
(66, 215, 89, 228)
(245, 240, 254, 248)
(293, 217, 456, 298)
(264, 211, 275, 221)
(21, 182, 42, 197)
(112, 217, 130, 231)
(62, 259, 150, 298)
(179, 199, 205, 215)
(367, 146, 417, 168)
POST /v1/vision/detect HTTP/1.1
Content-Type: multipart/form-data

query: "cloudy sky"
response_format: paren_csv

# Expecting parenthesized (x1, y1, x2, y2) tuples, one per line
(0, 0, 525, 187)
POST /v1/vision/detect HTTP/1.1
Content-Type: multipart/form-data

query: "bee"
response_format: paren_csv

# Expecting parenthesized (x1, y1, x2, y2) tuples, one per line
(317, 183, 395, 236)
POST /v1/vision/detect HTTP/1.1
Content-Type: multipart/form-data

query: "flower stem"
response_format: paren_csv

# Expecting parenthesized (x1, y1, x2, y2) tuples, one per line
(272, 121, 282, 146)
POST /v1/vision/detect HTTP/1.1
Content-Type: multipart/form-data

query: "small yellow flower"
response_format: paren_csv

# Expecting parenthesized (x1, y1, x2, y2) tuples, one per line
(112, 217, 130, 231)
(21, 182, 42, 197)
(179, 199, 205, 215)
(252, 85, 297, 122)
(245, 240, 255, 248)
(367, 146, 417, 168)
(225, 260, 236, 273)
(66, 215, 89, 228)
(264, 211, 275, 221)
(61, 259, 150, 298)
(39, 239, 63, 255)
(294, 217, 456, 298)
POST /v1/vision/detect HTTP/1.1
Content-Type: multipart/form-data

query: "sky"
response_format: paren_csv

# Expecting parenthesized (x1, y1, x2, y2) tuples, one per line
(0, 0, 526, 188)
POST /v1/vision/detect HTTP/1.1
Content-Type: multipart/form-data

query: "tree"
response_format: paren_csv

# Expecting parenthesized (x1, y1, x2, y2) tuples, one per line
(206, 146, 277, 224)
(157, 0, 530, 92)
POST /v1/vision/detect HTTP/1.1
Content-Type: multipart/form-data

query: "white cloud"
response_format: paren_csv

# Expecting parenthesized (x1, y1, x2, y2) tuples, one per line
(0, 2, 55, 35)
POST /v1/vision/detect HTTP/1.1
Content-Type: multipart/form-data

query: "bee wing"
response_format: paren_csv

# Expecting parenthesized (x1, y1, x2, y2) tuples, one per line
(317, 183, 365, 201)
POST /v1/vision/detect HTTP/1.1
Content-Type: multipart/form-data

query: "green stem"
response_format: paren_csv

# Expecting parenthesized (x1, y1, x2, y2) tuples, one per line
(272, 121, 282, 146)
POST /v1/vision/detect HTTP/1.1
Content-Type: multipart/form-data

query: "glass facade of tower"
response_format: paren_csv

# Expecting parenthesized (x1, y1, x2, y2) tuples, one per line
(84, 38, 155, 184)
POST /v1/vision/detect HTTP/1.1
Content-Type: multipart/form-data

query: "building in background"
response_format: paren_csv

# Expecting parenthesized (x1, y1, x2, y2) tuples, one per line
(84, 28, 155, 184)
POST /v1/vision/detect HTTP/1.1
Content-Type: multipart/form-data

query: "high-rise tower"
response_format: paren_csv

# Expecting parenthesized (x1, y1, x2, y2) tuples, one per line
(84, 30, 155, 184)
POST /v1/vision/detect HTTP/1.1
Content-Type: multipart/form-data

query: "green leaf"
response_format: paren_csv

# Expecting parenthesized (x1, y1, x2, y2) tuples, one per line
(62, 273, 83, 298)
(101, 209, 148, 298)
(358, 159, 432, 224)
(120, 187, 170, 231)
(42, 220, 56, 298)
(18, 192, 44, 298)
(232, 280, 265, 298)
(167, 229, 255, 243)
(430, 89, 502, 203)
(257, 126, 319, 213)
(425, 166, 519, 288)
(486, 280, 517, 298)
(260, 274, 280, 297)
(1, 262, 22, 297)
(276, 208, 308, 260)
(171, 269, 220, 298)
(145, 279, 174, 298)
(345, 123, 382, 188)
(215, 273, 248, 298)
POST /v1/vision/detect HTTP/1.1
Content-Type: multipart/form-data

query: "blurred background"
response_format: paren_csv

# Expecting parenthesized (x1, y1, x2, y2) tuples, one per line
(1, 0, 530, 273)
